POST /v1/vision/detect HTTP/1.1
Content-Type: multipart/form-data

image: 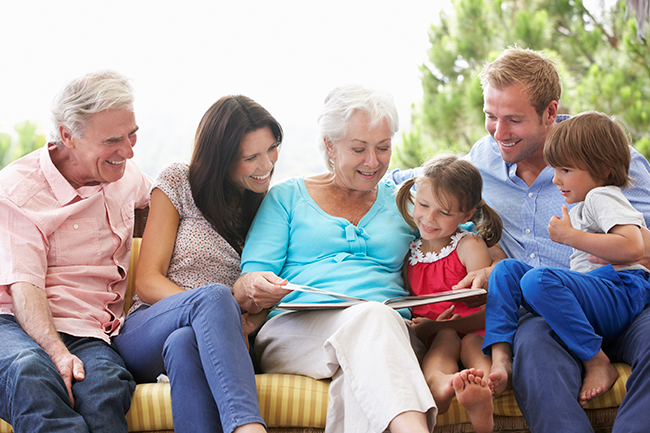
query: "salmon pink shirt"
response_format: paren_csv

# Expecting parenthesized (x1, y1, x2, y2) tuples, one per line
(0, 144, 152, 343)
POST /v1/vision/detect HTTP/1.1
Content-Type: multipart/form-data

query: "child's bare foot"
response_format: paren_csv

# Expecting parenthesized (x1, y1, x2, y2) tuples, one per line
(579, 350, 619, 406)
(453, 370, 494, 433)
(488, 343, 512, 396)
(426, 371, 457, 414)
(488, 364, 511, 396)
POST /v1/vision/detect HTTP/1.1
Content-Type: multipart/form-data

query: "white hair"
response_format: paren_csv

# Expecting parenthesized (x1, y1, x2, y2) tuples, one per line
(50, 70, 134, 143)
(317, 85, 399, 171)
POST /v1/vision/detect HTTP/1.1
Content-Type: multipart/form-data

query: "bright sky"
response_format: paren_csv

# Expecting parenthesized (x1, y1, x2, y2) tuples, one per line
(1, 0, 449, 180)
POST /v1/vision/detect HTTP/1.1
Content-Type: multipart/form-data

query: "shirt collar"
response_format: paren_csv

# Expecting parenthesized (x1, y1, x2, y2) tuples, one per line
(40, 143, 102, 205)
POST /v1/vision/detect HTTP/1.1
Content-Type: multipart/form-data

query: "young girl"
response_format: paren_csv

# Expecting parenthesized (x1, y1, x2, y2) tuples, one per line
(485, 111, 650, 407)
(397, 154, 503, 433)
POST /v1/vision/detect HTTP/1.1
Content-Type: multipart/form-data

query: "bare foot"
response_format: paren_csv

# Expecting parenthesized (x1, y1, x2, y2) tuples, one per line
(453, 371, 494, 433)
(579, 350, 619, 406)
(426, 371, 457, 414)
(488, 367, 510, 396)
(488, 343, 512, 396)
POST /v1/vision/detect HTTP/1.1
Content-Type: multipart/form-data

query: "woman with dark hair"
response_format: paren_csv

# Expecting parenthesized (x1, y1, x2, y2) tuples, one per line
(113, 95, 281, 433)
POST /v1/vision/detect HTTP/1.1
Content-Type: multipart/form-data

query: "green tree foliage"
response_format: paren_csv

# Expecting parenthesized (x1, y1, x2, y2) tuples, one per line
(0, 121, 46, 169)
(393, 0, 650, 168)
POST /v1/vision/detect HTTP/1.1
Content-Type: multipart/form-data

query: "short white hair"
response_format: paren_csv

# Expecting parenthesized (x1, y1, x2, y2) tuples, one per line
(50, 70, 134, 143)
(318, 85, 399, 171)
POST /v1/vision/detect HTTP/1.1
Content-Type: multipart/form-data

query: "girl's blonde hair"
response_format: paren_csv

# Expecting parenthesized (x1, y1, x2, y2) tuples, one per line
(396, 154, 502, 247)
(544, 111, 631, 188)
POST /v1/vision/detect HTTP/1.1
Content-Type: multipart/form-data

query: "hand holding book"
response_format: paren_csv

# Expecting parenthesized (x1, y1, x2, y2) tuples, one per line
(275, 283, 487, 311)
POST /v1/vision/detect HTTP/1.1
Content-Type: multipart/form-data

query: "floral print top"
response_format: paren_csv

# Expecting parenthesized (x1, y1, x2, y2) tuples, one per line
(128, 162, 240, 314)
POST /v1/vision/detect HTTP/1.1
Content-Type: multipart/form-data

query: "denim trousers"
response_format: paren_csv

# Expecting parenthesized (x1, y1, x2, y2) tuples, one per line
(485, 259, 650, 432)
(484, 259, 650, 361)
(0, 315, 135, 433)
(113, 284, 264, 433)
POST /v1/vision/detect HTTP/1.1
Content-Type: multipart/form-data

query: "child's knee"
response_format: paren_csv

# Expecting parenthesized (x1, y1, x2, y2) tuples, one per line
(433, 327, 461, 345)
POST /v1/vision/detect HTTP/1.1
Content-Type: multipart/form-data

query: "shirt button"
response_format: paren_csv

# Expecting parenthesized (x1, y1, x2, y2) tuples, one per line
(73, 224, 79, 230)
(525, 229, 531, 234)
(530, 253, 536, 259)
(528, 193, 534, 198)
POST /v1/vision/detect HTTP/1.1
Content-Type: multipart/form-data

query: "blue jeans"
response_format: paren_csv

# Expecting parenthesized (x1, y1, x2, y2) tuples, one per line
(486, 260, 650, 432)
(0, 315, 135, 433)
(484, 260, 650, 360)
(113, 284, 264, 433)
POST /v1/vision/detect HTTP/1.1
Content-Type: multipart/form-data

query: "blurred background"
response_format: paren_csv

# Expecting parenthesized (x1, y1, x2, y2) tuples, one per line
(1, 0, 648, 182)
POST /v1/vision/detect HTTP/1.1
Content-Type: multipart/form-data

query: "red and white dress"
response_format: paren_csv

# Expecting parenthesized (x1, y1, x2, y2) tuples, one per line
(407, 230, 484, 336)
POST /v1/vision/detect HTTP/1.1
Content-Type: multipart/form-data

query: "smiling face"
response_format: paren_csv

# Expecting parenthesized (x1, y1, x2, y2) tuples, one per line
(483, 83, 556, 167)
(552, 166, 604, 204)
(326, 111, 392, 193)
(58, 108, 138, 187)
(413, 183, 475, 249)
(228, 126, 279, 194)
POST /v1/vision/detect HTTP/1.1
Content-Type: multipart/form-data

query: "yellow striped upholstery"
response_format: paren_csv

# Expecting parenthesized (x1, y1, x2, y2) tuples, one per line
(125, 383, 173, 431)
(0, 364, 631, 431)
(434, 362, 631, 426)
(257, 374, 329, 428)
(0, 238, 632, 432)
(583, 362, 631, 409)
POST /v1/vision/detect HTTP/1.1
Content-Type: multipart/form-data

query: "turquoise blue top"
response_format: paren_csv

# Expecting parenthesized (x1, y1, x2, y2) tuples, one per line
(240, 176, 416, 319)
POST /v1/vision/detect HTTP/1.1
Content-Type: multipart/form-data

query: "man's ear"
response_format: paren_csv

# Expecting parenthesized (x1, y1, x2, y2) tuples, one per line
(59, 125, 75, 149)
(544, 100, 558, 126)
(59, 125, 77, 149)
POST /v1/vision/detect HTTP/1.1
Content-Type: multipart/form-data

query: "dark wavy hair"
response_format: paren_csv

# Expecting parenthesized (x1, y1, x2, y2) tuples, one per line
(189, 95, 283, 255)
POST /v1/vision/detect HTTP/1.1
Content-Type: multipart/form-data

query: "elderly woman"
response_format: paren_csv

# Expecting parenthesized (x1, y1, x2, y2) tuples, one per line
(234, 85, 437, 433)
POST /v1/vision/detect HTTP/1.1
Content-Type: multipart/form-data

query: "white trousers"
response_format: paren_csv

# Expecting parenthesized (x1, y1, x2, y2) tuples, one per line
(255, 302, 437, 433)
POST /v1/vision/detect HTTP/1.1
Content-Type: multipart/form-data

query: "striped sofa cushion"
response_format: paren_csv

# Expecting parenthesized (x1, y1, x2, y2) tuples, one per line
(0, 363, 633, 431)
(435, 362, 631, 426)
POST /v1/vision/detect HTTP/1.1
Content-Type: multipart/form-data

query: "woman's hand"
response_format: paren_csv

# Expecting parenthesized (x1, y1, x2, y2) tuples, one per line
(241, 310, 270, 350)
(234, 272, 290, 313)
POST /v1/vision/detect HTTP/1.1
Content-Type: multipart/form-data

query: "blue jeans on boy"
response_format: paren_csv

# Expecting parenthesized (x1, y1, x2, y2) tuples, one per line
(485, 259, 650, 432)
(0, 315, 135, 433)
(113, 284, 265, 433)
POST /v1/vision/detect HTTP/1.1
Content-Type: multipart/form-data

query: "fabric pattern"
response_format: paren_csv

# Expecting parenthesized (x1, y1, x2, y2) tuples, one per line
(467, 129, 650, 270)
(408, 231, 484, 335)
(0, 239, 631, 432)
(129, 162, 240, 313)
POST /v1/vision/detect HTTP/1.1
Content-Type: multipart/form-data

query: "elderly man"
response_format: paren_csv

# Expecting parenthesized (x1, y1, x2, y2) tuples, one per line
(0, 70, 152, 432)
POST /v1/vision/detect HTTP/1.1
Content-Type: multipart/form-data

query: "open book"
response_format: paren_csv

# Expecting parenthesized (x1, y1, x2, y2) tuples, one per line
(273, 283, 487, 311)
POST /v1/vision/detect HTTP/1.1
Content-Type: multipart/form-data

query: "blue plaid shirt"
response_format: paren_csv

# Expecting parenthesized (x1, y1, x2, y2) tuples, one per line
(389, 114, 650, 269)
(467, 117, 650, 269)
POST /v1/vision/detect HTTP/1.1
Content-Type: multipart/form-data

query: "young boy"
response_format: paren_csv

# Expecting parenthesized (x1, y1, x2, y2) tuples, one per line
(483, 111, 650, 406)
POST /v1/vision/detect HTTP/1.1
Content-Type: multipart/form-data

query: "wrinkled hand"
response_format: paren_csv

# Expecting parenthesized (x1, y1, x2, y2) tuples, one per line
(51, 351, 85, 407)
(234, 272, 290, 313)
(548, 205, 575, 245)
